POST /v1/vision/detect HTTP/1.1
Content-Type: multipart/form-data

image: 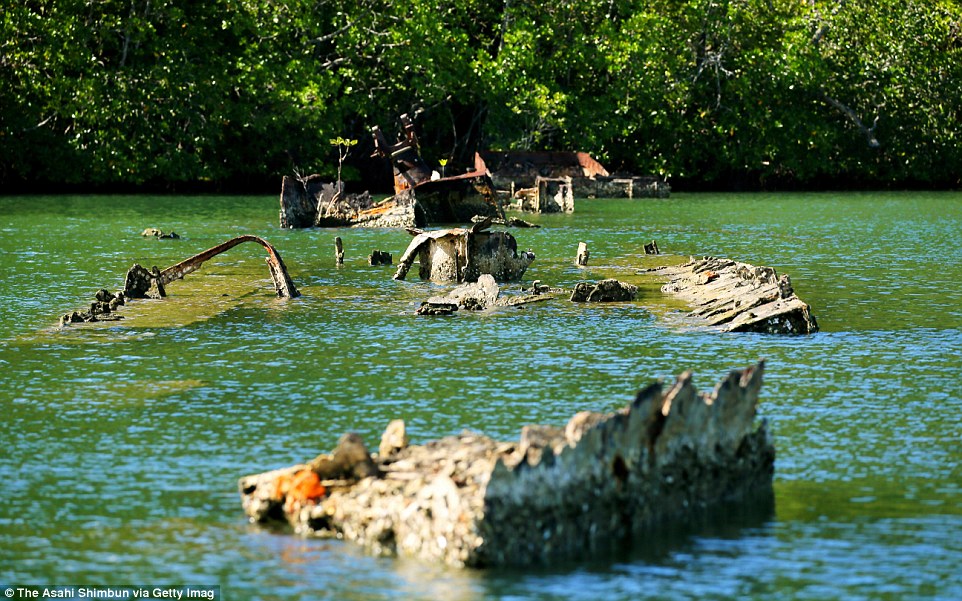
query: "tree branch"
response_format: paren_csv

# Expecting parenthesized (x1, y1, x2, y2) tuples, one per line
(319, 56, 350, 70)
(19, 113, 57, 134)
(820, 90, 880, 148)
(308, 21, 353, 46)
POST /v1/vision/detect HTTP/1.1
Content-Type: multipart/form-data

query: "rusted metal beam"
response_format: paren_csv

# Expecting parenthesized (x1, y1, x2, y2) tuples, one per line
(372, 113, 432, 193)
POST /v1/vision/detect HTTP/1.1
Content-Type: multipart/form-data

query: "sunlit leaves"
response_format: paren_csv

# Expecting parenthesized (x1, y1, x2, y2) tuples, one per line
(2, 0, 960, 189)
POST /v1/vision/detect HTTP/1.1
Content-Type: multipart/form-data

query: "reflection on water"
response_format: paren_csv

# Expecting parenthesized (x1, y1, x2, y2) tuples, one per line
(1, 192, 961, 599)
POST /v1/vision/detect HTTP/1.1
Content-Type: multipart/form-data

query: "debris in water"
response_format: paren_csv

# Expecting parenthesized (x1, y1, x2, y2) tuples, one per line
(645, 256, 819, 334)
(239, 362, 774, 567)
(393, 218, 535, 283)
(59, 235, 299, 327)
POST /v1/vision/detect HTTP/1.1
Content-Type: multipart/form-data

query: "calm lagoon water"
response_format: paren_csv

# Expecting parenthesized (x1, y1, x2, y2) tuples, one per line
(1, 192, 960, 600)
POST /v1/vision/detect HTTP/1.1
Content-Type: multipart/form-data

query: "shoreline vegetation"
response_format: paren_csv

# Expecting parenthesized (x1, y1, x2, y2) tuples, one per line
(3, 1, 961, 194)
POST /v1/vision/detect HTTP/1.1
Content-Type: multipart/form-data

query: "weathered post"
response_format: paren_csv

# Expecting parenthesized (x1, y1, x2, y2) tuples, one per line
(334, 237, 344, 266)
(644, 240, 660, 255)
(576, 242, 589, 266)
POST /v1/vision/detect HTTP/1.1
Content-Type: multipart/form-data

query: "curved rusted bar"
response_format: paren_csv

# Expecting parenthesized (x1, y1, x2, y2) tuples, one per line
(160, 234, 300, 298)
(127, 235, 299, 299)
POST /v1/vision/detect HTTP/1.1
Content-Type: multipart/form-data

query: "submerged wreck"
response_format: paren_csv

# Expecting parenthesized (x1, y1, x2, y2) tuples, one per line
(279, 176, 391, 228)
(646, 256, 818, 334)
(60, 235, 299, 325)
(239, 361, 774, 567)
(393, 218, 535, 283)
(478, 151, 671, 213)
(280, 114, 504, 229)
(414, 274, 557, 315)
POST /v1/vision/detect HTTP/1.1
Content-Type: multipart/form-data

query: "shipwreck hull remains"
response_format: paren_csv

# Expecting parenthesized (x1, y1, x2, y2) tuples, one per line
(239, 362, 774, 567)
(280, 175, 415, 229)
(479, 150, 670, 204)
(393, 219, 535, 283)
(279, 114, 504, 229)
(646, 256, 818, 334)
(279, 174, 504, 229)
(512, 176, 575, 213)
(400, 173, 502, 224)
(415, 274, 557, 315)
(572, 175, 670, 199)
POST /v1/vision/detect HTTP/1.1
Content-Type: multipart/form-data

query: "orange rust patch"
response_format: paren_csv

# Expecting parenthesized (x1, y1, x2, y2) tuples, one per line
(272, 472, 292, 501)
(282, 469, 328, 515)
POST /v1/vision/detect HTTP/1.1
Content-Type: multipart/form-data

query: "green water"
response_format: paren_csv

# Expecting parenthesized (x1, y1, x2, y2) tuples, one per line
(1, 192, 960, 600)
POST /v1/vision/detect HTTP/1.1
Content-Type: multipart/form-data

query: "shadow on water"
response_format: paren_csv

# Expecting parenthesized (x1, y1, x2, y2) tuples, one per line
(229, 489, 775, 601)
(475, 489, 775, 597)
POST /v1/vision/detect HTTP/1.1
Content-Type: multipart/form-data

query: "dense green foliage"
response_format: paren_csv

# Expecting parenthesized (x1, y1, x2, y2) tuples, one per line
(2, 0, 960, 191)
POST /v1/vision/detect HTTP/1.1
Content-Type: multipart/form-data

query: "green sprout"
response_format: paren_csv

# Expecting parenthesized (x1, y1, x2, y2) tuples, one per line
(329, 137, 358, 196)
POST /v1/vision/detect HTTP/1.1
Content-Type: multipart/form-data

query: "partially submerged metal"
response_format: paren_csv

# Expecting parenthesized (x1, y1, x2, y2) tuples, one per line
(59, 235, 298, 326)
(239, 361, 774, 567)
(570, 279, 638, 302)
(478, 150, 671, 210)
(415, 274, 556, 315)
(393, 218, 535, 283)
(280, 115, 504, 229)
(372, 115, 505, 226)
(60, 289, 127, 325)
(279, 176, 396, 228)
(480, 150, 610, 188)
(646, 256, 818, 334)
(124, 235, 299, 300)
(141, 227, 180, 239)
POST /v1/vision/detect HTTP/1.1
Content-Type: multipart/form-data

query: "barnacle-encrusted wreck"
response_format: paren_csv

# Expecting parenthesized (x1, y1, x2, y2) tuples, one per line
(239, 362, 774, 567)
(414, 273, 557, 315)
(393, 218, 535, 283)
(646, 256, 818, 334)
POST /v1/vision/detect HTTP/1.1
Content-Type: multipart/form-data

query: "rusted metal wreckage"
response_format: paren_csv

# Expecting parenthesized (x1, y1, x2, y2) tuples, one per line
(479, 150, 671, 214)
(60, 235, 299, 325)
(124, 235, 299, 300)
(239, 361, 774, 567)
(280, 114, 504, 229)
(393, 217, 535, 284)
